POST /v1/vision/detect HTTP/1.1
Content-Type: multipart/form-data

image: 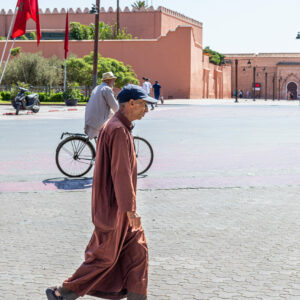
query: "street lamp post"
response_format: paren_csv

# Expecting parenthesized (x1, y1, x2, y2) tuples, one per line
(278, 76, 282, 100)
(272, 74, 275, 100)
(235, 59, 238, 103)
(234, 58, 251, 103)
(253, 66, 256, 101)
(251, 66, 268, 101)
(265, 71, 268, 101)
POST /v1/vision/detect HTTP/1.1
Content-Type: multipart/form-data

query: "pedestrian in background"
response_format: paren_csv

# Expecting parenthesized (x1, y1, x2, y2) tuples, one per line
(142, 77, 154, 110)
(239, 89, 243, 99)
(246, 90, 250, 99)
(153, 80, 162, 106)
(84, 72, 119, 139)
(46, 84, 158, 300)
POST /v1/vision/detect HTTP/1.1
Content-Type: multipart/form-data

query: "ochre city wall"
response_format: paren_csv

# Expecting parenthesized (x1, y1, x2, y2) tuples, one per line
(0, 6, 202, 44)
(226, 53, 300, 99)
(0, 7, 230, 99)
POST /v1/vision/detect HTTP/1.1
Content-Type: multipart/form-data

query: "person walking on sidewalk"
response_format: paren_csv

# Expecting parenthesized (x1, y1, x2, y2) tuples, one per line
(152, 81, 162, 106)
(84, 72, 119, 139)
(142, 77, 154, 110)
(46, 84, 158, 300)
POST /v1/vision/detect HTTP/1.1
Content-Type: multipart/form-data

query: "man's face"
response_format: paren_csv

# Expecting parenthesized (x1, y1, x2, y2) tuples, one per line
(130, 99, 149, 120)
(106, 78, 116, 87)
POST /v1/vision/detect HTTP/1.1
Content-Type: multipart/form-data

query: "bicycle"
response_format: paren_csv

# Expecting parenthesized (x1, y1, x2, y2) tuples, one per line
(55, 132, 154, 178)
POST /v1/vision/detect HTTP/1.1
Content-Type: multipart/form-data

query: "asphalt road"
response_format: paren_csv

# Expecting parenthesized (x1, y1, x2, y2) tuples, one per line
(2, 100, 300, 191)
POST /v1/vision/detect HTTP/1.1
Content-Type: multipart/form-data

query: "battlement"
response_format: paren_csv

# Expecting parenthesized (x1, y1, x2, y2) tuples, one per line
(0, 6, 202, 27)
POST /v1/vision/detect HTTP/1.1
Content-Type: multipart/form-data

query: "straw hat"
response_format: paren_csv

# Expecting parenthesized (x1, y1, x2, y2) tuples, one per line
(101, 71, 117, 81)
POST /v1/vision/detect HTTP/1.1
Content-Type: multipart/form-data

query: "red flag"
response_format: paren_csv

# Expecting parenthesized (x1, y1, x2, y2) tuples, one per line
(64, 11, 69, 59)
(12, 0, 41, 45)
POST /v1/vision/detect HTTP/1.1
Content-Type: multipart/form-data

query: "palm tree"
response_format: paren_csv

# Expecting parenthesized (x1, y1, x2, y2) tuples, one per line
(131, 1, 148, 10)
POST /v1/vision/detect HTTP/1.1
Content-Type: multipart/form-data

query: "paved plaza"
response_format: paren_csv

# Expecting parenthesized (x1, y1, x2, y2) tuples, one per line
(2, 100, 300, 299)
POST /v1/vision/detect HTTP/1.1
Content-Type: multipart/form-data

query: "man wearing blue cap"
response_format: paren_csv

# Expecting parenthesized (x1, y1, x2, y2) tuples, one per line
(46, 85, 157, 300)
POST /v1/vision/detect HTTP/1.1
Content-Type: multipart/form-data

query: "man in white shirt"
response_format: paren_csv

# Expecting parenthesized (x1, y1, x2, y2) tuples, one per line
(84, 72, 119, 139)
(142, 77, 153, 110)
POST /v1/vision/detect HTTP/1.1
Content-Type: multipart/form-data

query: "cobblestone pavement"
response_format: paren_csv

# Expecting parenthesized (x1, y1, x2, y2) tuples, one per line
(2, 186, 300, 299)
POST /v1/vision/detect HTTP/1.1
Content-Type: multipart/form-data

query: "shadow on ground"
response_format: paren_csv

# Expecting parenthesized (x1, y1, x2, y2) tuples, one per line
(43, 177, 92, 190)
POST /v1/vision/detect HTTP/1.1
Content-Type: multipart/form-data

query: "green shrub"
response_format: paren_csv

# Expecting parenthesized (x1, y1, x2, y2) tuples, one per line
(70, 21, 134, 40)
(203, 46, 225, 66)
(63, 88, 81, 100)
(37, 92, 50, 102)
(29, 32, 37, 40)
(50, 92, 64, 102)
(0, 36, 6, 40)
(2, 53, 63, 86)
(0, 91, 11, 100)
(10, 47, 21, 57)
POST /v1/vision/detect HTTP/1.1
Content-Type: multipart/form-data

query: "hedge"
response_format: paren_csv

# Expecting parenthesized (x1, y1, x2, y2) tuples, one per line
(0, 91, 89, 102)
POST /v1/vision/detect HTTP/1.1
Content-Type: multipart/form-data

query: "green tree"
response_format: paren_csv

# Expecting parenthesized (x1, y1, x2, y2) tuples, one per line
(19, 35, 28, 40)
(203, 46, 225, 66)
(2, 52, 63, 86)
(66, 56, 93, 86)
(67, 52, 139, 88)
(69, 22, 93, 40)
(131, 1, 148, 9)
(70, 21, 133, 40)
(28, 31, 37, 40)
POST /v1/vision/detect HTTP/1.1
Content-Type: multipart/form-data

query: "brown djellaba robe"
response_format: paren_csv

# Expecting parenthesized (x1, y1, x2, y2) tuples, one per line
(63, 111, 148, 299)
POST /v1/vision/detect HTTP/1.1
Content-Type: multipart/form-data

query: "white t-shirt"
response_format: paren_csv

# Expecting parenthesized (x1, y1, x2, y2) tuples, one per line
(142, 81, 152, 95)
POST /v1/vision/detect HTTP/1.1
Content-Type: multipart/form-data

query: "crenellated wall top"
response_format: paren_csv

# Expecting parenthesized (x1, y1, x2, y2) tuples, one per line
(158, 6, 202, 27)
(0, 6, 202, 27)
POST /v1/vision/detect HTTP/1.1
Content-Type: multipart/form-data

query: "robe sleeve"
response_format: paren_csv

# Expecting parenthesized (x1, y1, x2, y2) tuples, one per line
(110, 128, 136, 213)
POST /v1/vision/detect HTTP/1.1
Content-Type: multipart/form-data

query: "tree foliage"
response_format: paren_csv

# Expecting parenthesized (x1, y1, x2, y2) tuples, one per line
(132, 1, 148, 9)
(203, 46, 225, 66)
(66, 52, 139, 88)
(2, 52, 63, 86)
(28, 31, 37, 40)
(19, 35, 28, 40)
(70, 21, 133, 40)
(2, 52, 139, 89)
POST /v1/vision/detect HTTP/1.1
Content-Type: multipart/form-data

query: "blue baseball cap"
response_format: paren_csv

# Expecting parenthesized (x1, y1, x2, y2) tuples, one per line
(117, 84, 158, 104)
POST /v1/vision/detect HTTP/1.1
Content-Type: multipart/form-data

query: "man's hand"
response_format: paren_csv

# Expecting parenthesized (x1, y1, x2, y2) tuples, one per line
(127, 211, 141, 230)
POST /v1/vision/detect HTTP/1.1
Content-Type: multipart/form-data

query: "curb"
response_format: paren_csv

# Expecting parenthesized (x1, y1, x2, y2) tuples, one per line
(3, 111, 34, 116)
(3, 108, 79, 115)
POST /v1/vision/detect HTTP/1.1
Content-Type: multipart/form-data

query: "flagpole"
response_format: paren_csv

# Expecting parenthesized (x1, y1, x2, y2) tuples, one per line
(64, 59, 67, 91)
(0, 6, 18, 70)
(0, 39, 15, 85)
(63, 10, 69, 91)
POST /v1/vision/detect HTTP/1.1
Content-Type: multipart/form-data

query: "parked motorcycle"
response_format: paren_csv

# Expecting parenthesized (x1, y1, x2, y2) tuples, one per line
(11, 85, 40, 115)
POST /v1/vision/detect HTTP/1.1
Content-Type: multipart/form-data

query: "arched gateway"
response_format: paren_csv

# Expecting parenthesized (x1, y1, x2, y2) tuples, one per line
(287, 82, 298, 100)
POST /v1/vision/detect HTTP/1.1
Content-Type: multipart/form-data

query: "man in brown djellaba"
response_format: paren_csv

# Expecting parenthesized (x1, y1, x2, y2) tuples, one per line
(46, 85, 158, 300)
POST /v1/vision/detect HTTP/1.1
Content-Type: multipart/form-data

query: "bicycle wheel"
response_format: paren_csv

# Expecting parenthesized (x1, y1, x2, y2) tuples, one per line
(133, 136, 154, 175)
(56, 136, 96, 177)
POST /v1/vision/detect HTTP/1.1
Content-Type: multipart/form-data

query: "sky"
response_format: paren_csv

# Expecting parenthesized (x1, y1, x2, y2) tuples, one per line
(2, 0, 300, 54)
